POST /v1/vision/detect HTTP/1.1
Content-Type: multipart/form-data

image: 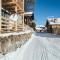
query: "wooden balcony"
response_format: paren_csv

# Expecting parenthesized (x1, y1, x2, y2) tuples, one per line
(2, 0, 24, 14)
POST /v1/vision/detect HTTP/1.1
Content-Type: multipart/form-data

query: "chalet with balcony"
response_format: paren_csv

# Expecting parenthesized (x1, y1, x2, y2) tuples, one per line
(0, 0, 24, 33)
(0, 0, 34, 33)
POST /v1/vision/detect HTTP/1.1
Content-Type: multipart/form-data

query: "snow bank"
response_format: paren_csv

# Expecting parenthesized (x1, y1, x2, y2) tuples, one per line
(0, 33, 60, 60)
(0, 30, 31, 37)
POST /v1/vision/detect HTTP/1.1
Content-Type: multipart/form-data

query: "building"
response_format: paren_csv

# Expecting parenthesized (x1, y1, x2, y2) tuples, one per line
(24, 0, 34, 26)
(0, 0, 24, 33)
(24, 12, 34, 25)
(35, 25, 46, 32)
(0, 0, 34, 33)
(46, 18, 60, 34)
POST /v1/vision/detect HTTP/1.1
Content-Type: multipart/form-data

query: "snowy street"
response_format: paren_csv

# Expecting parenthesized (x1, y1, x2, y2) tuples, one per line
(0, 32, 60, 60)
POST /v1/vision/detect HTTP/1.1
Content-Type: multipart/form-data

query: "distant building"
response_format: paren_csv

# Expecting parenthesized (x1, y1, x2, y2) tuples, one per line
(35, 25, 46, 32)
(46, 18, 60, 34)
(0, 0, 24, 33)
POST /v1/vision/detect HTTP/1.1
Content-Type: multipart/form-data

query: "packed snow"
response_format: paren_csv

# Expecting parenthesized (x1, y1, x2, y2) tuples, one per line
(0, 32, 60, 60)
(0, 30, 31, 37)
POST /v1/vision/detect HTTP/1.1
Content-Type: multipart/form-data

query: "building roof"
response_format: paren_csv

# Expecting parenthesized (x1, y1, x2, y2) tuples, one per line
(36, 25, 45, 28)
(47, 18, 60, 25)
(24, 12, 33, 16)
(35, 27, 42, 30)
(49, 22, 60, 25)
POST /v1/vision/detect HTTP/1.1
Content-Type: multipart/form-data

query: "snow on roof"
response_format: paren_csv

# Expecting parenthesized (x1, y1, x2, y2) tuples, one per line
(36, 25, 45, 28)
(36, 27, 42, 30)
(50, 22, 60, 25)
(24, 12, 33, 15)
(47, 18, 60, 25)
(0, 30, 31, 37)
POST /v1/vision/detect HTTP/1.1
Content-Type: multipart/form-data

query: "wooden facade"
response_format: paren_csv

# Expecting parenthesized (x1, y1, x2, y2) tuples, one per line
(0, 0, 34, 33)
(47, 25, 60, 34)
(2, 0, 24, 13)
(46, 18, 60, 34)
(0, 0, 25, 33)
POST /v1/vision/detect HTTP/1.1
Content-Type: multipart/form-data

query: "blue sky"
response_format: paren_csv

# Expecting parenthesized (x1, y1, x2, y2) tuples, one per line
(34, 0, 60, 25)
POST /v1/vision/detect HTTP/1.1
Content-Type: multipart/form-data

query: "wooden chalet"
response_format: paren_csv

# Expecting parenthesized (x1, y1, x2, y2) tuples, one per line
(0, 0, 34, 33)
(46, 18, 60, 34)
(0, 0, 24, 33)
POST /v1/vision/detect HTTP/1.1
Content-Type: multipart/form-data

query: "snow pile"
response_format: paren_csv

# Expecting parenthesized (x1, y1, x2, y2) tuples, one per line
(0, 30, 31, 37)
(0, 33, 60, 60)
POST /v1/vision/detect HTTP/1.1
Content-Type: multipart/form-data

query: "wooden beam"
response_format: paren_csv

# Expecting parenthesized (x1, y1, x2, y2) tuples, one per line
(2, 2, 16, 5)
(16, 2, 23, 11)
(0, 0, 2, 33)
(2, 0, 24, 14)
(15, 6, 17, 13)
(22, 0, 24, 31)
(2, 2, 23, 10)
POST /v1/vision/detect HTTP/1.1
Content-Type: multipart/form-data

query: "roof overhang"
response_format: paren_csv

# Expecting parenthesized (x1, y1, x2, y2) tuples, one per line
(24, 12, 33, 16)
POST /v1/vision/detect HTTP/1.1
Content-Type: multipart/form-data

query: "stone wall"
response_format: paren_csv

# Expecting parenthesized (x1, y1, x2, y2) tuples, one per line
(0, 32, 32, 55)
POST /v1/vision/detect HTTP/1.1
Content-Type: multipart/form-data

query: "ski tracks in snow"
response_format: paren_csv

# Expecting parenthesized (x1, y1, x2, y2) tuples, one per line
(0, 33, 60, 60)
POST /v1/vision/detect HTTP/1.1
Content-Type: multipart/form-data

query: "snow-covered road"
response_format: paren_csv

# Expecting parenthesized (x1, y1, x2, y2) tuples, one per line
(0, 33, 60, 60)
